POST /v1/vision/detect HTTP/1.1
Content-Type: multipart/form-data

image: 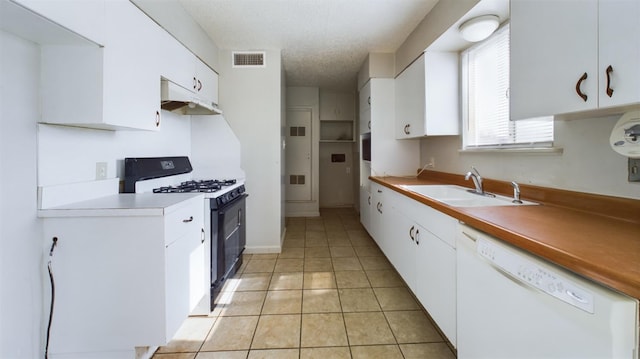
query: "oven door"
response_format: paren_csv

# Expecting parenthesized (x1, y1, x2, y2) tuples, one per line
(220, 194, 246, 274)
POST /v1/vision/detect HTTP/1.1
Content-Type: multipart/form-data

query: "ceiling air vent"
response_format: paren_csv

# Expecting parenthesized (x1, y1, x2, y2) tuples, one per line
(233, 51, 266, 68)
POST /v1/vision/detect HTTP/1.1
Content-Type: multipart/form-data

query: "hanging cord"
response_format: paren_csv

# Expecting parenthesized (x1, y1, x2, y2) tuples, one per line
(45, 237, 58, 359)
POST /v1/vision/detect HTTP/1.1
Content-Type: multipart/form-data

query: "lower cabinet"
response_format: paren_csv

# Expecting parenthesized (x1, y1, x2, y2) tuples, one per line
(359, 185, 372, 234)
(382, 189, 458, 347)
(42, 196, 204, 357)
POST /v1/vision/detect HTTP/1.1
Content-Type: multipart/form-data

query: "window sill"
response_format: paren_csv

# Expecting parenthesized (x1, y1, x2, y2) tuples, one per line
(459, 147, 563, 155)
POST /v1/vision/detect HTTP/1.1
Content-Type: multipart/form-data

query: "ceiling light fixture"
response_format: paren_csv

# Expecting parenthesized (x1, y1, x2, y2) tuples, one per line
(459, 15, 500, 42)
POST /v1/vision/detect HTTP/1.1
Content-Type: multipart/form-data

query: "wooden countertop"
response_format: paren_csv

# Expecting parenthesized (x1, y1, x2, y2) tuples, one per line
(371, 173, 640, 300)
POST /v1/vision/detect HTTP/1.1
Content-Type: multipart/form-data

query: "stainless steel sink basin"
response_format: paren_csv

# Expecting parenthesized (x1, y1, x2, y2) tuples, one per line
(400, 184, 537, 207)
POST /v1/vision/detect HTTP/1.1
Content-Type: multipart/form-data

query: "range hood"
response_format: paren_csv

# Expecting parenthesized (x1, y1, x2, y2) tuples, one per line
(161, 79, 222, 115)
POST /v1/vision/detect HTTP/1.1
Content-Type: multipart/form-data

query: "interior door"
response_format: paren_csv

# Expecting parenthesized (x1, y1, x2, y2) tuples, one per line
(286, 108, 312, 201)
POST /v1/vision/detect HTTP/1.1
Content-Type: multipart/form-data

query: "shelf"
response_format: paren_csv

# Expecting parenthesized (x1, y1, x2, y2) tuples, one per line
(320, 140, 355, 143)
(320, 120, 354, 142)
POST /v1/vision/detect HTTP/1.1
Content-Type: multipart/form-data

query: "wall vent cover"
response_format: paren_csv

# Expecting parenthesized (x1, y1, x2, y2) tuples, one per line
(233, 51, 266, 68)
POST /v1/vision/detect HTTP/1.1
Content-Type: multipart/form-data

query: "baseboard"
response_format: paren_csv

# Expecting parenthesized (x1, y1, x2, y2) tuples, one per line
(245, 245, 281, 254)
(285, 210, 320, 217)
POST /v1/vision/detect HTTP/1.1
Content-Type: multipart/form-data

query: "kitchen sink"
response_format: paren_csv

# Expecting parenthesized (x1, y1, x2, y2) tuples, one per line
(400, 185, 537, 207)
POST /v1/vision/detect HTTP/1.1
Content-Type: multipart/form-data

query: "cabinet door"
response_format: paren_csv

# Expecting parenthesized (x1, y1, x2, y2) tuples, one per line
(359, 81, 371, 114)
(158, 28, 195, 91)
(395, 54, 425, 139)
(415, 229, 457, 347)
(388, 210, 418, 290)
(598, 0, 640, 109)
(103, 0, 162, 131)
(370, 183, 388, 251)
(510, 0, 598, 120)
(194, 59, 218, 104)
(165, 230, 201, 341)
(359, 186, 372, 234)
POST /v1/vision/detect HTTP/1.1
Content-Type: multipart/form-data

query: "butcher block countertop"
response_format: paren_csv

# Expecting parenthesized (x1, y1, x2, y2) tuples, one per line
(371, 171, 640, 300)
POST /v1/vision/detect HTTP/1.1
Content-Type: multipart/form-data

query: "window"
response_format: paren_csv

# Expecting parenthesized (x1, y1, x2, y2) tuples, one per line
(462, 24, 553, 149)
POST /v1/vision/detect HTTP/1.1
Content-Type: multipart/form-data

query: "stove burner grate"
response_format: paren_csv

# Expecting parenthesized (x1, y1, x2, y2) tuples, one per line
(152, 179, 237, 194)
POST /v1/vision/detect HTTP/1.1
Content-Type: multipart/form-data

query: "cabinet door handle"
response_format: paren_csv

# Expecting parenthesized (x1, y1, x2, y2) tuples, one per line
(197, 79, 203, 92)
(367, 96, 371, 105)
(183, 216, 194, 223)
(404, 124, 411, 135)
(415, 229, 420, 245)
(155, 111, 160, 127)
(575, 72, 588, 102)
(409, 225, 415, 241)
(605, 65, 614, 98)
(368, 195, 371, 205)
(193, 76, 197, 90)
(368, 121, 371, 130)
(201, 228, 205, 243)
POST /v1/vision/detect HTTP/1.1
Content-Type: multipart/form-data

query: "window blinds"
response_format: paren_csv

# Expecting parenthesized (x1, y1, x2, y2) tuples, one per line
(463, 24, 553, 148)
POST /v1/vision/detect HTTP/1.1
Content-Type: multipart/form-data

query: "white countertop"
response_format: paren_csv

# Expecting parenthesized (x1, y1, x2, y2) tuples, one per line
(38, 193, 204, 218)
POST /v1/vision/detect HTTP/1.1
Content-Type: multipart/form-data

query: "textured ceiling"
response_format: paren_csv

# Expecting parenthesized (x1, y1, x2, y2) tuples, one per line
(177, 0, 439, 91)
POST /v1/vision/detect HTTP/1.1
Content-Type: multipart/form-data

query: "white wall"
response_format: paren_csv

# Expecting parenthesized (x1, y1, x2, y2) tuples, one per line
(38, 112, 191, 187)
(219, 49, 283, 253)
(285, 87, 320, 217)
(421, 114, 640, 199)
(0, 30, 43, 359)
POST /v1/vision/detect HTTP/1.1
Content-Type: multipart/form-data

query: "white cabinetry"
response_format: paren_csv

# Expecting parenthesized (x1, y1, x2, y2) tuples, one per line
(510, 0, 640, 120)
(386, 190, 458, 347)
(160, 36, 220, 106)
(359, 84, 371, 134)
(358, 78, 418, 234)
(359, 185, 372, 234)
(395, 52, 459, 139)
(41, 194, 205, 357)
(12, 0, 106, 45)
(40, 0, 164, 130)
(369, 181, 389, 251)
(362, 79, 419, 177)
(321, 91, 355, 122)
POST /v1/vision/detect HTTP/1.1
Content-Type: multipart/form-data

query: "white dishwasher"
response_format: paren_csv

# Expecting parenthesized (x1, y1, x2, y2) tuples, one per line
(456, 224, 638, 359)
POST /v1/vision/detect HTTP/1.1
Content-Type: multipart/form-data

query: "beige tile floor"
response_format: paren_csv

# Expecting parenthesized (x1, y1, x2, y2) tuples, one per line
(152, 208, 456, 359)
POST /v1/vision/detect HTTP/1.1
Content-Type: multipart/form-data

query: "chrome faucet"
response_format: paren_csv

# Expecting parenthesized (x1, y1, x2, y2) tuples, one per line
(511, 181, 523, 204)
(465, 166, 484, 195)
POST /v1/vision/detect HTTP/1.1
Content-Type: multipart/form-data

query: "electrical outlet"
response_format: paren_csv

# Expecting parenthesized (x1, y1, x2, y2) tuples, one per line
(95, 162, 107, 180)
(629, 158, 640, 182)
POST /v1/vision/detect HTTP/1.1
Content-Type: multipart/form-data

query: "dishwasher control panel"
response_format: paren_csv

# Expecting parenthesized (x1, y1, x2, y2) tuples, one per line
(477, 237, 595, 313)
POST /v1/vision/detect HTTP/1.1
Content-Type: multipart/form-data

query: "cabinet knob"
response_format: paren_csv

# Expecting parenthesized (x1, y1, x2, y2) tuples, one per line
(605, 65, 614, 98)
(155, 111, 160, 127)
(575, 72, 588, 102)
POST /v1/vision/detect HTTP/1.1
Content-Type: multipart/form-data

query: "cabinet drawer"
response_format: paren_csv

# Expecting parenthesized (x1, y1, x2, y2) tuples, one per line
(164, 201, 203, 245)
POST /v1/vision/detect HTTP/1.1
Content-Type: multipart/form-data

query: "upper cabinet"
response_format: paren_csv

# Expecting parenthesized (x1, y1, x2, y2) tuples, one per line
(320, 91, 355, 142)
(320, 91, 356, 122)
(160, 36, 220, 106)
(394, 52, 459, 139)
(510, 0, 640, 120)
(40, 0, 165, 130)
(12, 0, 106, 45)
(359, 84, 372, 134)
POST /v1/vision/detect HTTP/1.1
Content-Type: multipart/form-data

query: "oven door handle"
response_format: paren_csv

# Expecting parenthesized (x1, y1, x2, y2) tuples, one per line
(238, 208, 242, 226)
